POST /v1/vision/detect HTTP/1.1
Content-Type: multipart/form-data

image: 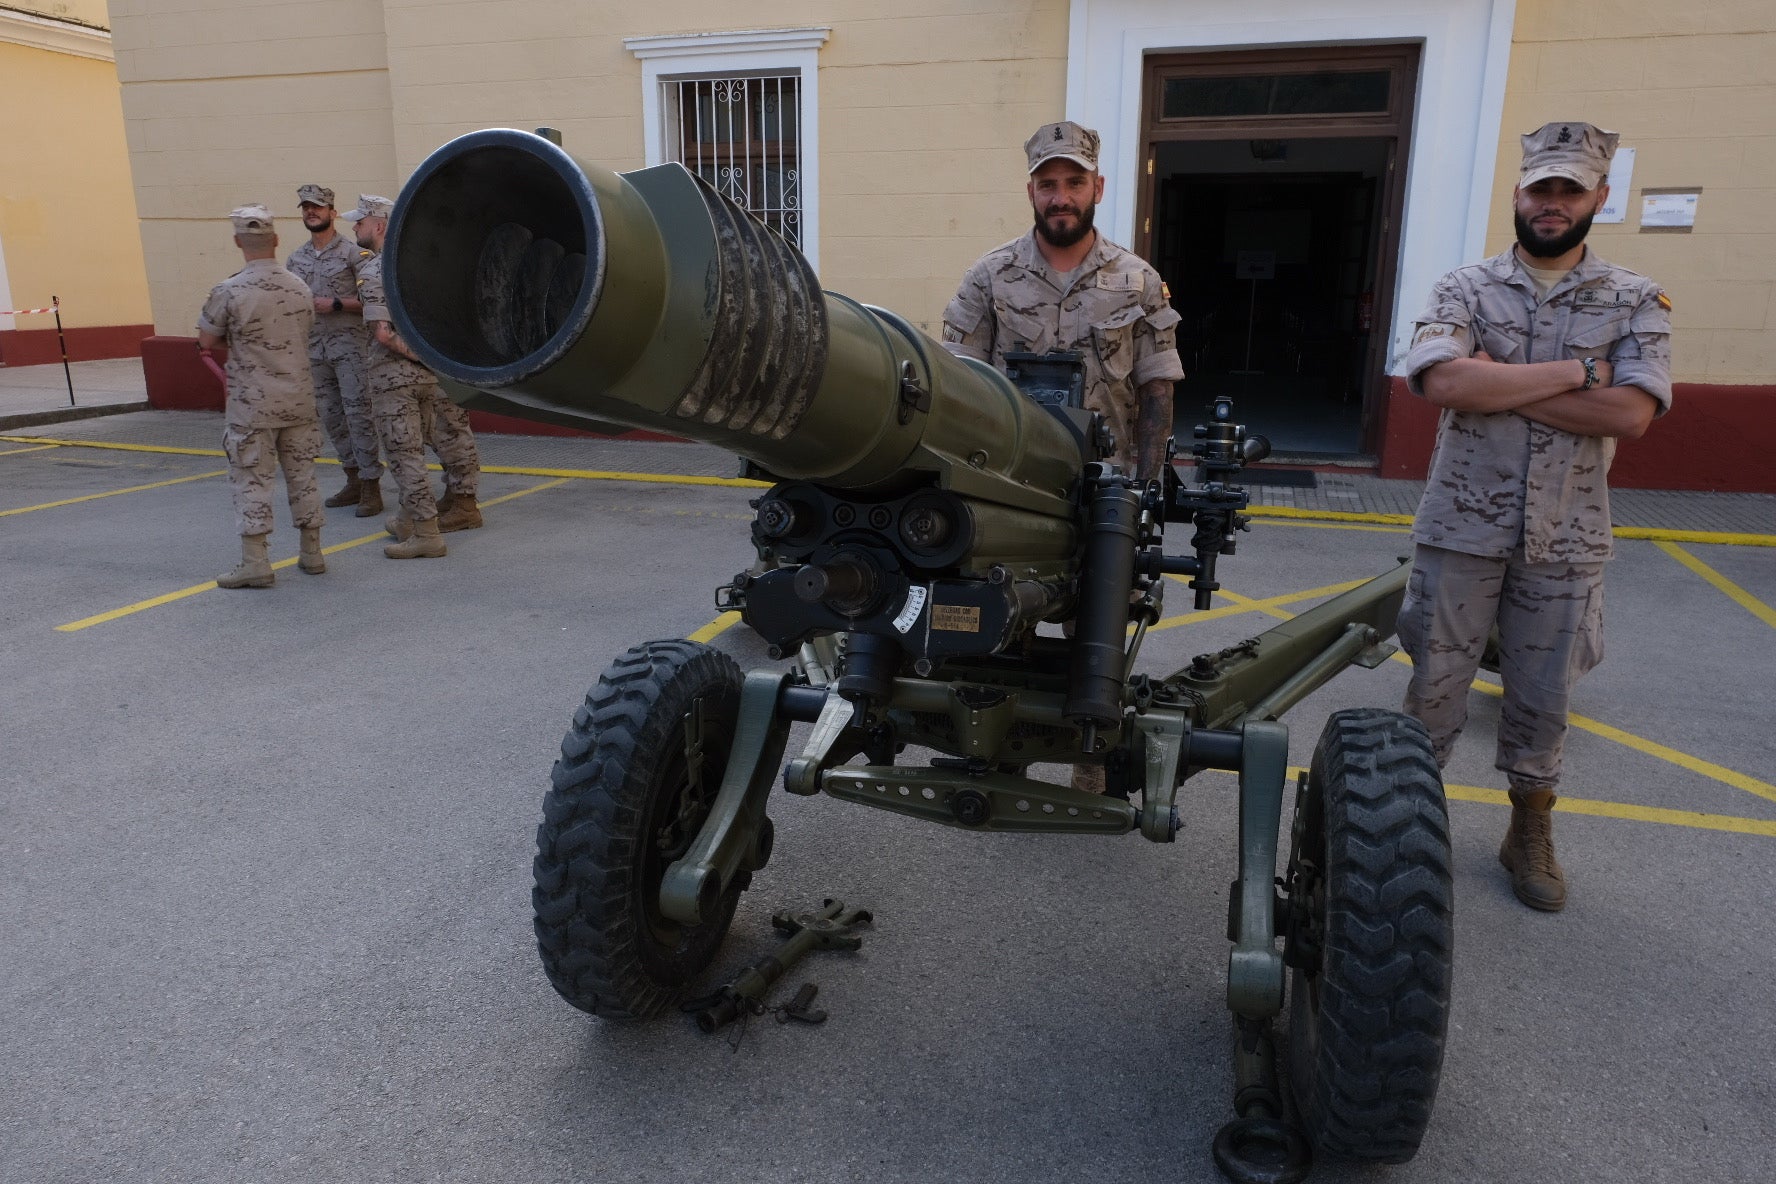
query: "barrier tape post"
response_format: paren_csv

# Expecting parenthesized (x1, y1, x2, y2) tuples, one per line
(0, 301, 75, 405)
(53, 296, 74, 408)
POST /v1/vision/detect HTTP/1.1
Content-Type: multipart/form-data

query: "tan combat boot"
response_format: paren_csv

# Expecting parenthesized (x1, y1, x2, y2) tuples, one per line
(355, 477, 384, 517)
(384, 512, 414, 542)
(384, 516, 446, 559)
(324, 466, 362, 508)
(1499, 786, 1567, 911)
(217, 533, 275, 589)
(437, 494, 482, 533)
(298, 526, 326, 574)
(435, 487, 456, 515)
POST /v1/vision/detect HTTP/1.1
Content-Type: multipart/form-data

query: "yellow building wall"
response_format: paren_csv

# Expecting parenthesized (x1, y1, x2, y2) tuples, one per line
(110, 0, 397, 334)
(0, 29, 152, 333)
(1495, 1, 1776, 385)
(112, 0, 1071, 337)
(375, 0, 1066, 333)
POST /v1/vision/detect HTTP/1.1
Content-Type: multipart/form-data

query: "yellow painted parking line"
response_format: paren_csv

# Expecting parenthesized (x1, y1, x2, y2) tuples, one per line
(9, 433, 1774, 539)
(1442, 784, 1776, 838)
(688, 611, 743, 643)
(1243, 503, 1776, 547)
(1249, 505, 1414, 526)
(1, 469, 227, 517)
(0, 435, 769, 488)
(1148, 577, 1367, 632)
(481, 463, 769, 488)
(1372, 642, 1776, 806)
(56, 529, 395, 631)
(1656, 540, 1776, 629)
(1621, 526, 1776, 548)
(0, 443, 60, 457)
(1233, 767, 1776, 838)
(56, 477, 570, 633)
(0, 434, 226, 458)
(1180, 578, 1776, 808)
(1253, 516, 1409, 535)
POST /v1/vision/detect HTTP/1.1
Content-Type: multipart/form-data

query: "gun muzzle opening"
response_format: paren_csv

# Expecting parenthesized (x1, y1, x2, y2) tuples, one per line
(386, 131, 604, 384)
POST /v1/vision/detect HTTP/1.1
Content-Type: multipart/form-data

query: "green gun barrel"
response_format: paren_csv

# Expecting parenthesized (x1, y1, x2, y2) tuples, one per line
(384, 128, 1084, 540)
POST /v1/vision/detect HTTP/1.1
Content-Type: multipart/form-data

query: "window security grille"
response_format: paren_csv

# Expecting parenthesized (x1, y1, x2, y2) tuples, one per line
(669, 75, 803, 249)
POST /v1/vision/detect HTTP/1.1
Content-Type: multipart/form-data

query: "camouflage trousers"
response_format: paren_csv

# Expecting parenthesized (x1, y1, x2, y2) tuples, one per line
(310, 332, 382, 479)
(223, 422, 324, 536)
(426, 393, 480, 497)
(1396, 544, 1605, 793)
(371, 383, 441, 521)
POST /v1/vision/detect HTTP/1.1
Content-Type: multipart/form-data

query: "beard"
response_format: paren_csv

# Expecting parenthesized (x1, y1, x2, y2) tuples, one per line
(1034, 200, 1095, 249)
(1514, 208, 1594, 260)
(353, 225, 374, 249)
(304, 214, 334, 233)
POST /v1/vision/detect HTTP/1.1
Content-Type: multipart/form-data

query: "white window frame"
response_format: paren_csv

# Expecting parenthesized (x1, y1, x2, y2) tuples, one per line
(626, 27, 831, 272)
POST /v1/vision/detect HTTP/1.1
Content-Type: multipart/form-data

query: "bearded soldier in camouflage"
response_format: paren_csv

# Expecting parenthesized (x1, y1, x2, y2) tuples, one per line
(197, 205, 328, 587)
(944, 121, 1185, 796)
(942, 120, 1184, 482)
(286, 184, 384, 517)
(1399, 121, 1672, 912)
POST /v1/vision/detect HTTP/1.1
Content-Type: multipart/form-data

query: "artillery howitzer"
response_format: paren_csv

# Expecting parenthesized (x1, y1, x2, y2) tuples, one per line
(386, 128, 1453, 1180)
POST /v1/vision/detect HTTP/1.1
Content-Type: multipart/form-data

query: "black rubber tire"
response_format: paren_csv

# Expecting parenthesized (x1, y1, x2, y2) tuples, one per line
(533, 639, 745, 1020)
(1286, 707, 1453, 1162)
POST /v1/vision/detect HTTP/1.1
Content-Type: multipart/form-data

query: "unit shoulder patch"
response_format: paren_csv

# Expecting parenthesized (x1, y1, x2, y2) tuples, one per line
(1413, 322, 1456, 346)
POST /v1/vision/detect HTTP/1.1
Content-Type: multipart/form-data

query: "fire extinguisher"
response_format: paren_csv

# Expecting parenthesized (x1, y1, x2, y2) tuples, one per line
(1357, 290, 1374, 332)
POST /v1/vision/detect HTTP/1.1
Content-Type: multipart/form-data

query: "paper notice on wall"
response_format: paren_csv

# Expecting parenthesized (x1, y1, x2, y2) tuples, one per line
(1641, 191, 1700, 229)
(1594, 147, 1635, 223)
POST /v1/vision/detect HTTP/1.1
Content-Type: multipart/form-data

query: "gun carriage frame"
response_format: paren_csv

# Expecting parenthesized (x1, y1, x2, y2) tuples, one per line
(388, 127, 1453, 1182)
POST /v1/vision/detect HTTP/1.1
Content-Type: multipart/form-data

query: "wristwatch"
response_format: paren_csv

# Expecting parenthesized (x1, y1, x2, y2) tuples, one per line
(1580, 357, 1600, 390)
(332, 297, 344, 313)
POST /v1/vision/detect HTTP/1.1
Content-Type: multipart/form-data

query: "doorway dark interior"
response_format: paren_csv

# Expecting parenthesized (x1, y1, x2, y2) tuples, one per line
(1154, 137, 1389, 457)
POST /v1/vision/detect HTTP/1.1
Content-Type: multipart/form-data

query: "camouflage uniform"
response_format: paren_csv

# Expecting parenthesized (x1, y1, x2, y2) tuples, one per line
(357, 251, 480, 515)
(198, 257, 325, 536)
(942, 231, 1184, 471)
(286, 233, 382, 480)
(428, 394, 481, 500)
(1397, 244, 1671, 793)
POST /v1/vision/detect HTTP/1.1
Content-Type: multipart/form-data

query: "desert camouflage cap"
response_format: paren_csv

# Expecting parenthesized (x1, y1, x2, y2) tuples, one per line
(1520, 121, 1619, 191)
(296, 184, 335, 208)
(339, 194, 394, 223)
(1025, 121, 1100, 174)
(229, 204, 275, 234)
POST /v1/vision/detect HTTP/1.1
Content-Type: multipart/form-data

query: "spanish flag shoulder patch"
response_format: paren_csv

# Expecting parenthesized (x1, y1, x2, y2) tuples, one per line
(1655, 291, 1672, 311)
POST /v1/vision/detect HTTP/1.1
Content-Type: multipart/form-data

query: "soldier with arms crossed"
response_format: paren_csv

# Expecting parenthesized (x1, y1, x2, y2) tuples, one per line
(197, 205, 328, 587)
(286, 183, 384, 517)
(1398, 122, 1672, 912)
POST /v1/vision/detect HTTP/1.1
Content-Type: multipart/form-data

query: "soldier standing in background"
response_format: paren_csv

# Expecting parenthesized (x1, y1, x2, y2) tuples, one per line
(341, 194, 482, 558)
(286, 184, 384, 517)
(196, 205, 327, 587)
(1398, 121, 1671, 912)
(941, 120, 1184, 481)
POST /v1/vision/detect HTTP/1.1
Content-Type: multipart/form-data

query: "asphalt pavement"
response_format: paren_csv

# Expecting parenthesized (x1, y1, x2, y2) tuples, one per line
(2, 407, 1773, 1184)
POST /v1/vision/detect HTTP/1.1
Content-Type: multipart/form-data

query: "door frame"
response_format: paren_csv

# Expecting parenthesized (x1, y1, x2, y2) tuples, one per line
(1134, 43, 1420, 454)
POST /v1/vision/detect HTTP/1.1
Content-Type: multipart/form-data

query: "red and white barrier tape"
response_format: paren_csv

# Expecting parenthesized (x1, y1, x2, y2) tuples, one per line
(0, 306, 59, 316)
